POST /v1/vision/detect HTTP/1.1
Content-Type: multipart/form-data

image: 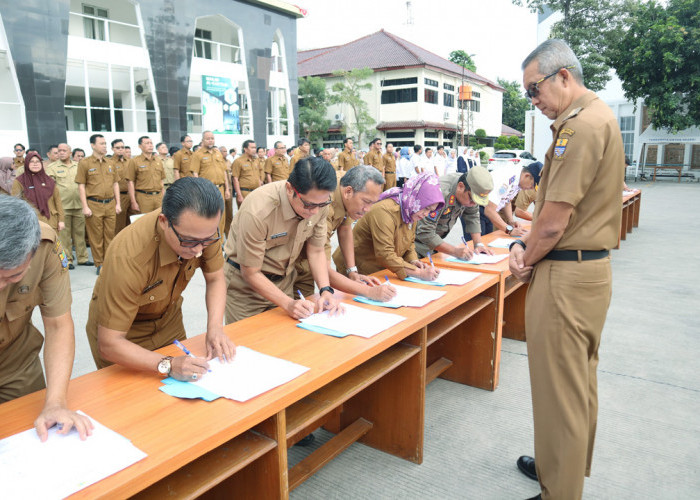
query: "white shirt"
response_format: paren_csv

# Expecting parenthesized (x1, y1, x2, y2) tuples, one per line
(410, 154, 423, 174)
(433, 154, 447, 176)
(445, 154, 457, 174)
(398, 157, 413, 179)
(488, 165, 522, 211)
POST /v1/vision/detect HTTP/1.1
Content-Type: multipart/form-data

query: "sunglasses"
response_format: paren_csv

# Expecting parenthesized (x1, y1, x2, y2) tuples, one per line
(524, 65, 576, 99)
(291, 185, 332, 209)
(168, 220, 220, 248)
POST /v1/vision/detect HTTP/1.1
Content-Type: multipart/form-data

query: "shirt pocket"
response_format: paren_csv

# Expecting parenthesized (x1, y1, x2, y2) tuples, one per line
(3, 297, 37, 345)
(265, 233, 290, 250)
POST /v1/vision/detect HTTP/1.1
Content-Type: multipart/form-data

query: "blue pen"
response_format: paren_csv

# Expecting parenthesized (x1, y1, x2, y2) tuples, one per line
(297, 289, 305, 300)
(427, 251, 435, 268)
(173, 339, 212, 372)
(384, 275, 390, 285)
(461, 235, 468, 245)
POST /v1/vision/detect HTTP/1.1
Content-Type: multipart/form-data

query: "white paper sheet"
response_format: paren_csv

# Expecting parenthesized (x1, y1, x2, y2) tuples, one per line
(487, 237, 517, 249)
(1, 412, 147, 500)
(357, 283, 446, 308)
(194, 346, 309, 402)
(299, 303, 407, 338)
(414, 268, 482, 286)
(447, 253, 509, 265)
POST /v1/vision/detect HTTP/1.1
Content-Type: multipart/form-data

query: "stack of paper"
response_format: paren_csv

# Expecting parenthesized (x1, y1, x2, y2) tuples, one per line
(297, 303, 406, 338)
(354, 283, 446, 308)
(487, 237, 517, 249)
(405, 269, 481, 287)
(445, 254, 509, 265)
(2, 412, 147, 499)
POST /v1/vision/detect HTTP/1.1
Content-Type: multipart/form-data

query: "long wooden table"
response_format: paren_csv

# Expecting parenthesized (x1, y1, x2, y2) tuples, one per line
(618, 189, 642, 248)
(0, 271, 501, 499)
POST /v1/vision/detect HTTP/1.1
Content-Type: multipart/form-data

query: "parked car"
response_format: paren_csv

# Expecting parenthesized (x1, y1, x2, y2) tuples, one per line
(488, 150, 537, 171)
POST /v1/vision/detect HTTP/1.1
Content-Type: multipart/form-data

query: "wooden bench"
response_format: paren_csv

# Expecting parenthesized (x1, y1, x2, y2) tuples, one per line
(646, 164, 684, 182)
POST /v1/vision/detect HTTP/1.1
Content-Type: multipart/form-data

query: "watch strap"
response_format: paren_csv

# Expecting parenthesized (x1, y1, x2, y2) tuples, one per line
(319, 286, 334, 295)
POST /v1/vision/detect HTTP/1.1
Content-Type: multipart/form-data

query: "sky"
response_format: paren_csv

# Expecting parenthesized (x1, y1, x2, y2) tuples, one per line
(295, 0, 540, 85)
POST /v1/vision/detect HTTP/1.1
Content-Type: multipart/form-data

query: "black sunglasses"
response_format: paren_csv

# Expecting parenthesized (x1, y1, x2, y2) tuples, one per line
(525, 65, 576, 99)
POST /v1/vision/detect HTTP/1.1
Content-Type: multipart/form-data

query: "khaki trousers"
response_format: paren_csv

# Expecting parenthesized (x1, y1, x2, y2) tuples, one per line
(85, 199, 116, 267)
(135, 191, 162, 214)
(224, 262, 295, 323)
(384, 172, 397, 190)
(60, 208, 89, 263)
(525, 257, 612, 500)
(115, 193, 131, 234)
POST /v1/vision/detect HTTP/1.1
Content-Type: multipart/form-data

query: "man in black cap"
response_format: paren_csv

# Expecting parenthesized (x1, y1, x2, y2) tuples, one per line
(483, 163, 542, 236)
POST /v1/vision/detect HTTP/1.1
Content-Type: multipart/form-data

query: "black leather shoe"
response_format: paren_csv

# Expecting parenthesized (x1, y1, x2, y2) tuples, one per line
(294, 433, 315, 447)
(517, 455, 538, 481)
(78, 261, 94, 266)
(68, 263, 75, 270)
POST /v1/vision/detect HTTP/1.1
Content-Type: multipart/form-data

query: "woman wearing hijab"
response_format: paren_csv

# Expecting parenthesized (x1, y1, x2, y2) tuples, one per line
(446, 148, 458, 174)
(0, 157, 16, 195)
(12, 151, 65, 232)
(333, 172, 443, 281)
(396, 146, 412, 188)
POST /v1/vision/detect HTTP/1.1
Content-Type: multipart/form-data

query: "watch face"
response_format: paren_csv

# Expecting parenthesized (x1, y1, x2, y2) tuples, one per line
(158, 358, 171, 374)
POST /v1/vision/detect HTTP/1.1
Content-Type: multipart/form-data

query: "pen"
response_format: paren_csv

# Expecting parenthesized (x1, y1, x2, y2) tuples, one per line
(297, 289, 304, 300)
(173, 340, 211, 371)
(384, 275, 390, 285)
(461, 236, 467, 245)
(428, 251, 435, 268)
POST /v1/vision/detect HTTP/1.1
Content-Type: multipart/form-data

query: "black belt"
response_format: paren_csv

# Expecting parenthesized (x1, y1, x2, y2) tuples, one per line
(87, 197, 113, 203)
(385, 171, 395, 174)
(544, 250, 609, 261)
(217, 184, 225, 188)
(164, 183, 172, 188)
(119, 191, 128, 194)
(240, 187, 253, 192)
(227, 258, 285, 282)
(136, 189, 160, 195)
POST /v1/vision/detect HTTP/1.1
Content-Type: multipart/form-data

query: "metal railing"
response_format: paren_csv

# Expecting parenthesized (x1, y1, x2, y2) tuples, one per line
(193, 37, 241, 64)
(69, 12, 141, 47)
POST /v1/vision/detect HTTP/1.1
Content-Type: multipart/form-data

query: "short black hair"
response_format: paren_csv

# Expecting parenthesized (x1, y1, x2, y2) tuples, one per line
(161, 177, 224, 226)
(180, 134, 190, 142)
(287, 147, 294, 156)
(457, 173, 470, 191)
(425, 147, 432, 154)
(169, 146, 179, 156)
(437, 145, 444, 151)
(229, 148, 236, 154)
(155, 142, 166, 149)
(111, 138, 124, 148)
(414, 144, 422, 153)
(242, 140, 255, 150)
(369, 138, 381, 146)
(256, 146, 266, 153)
(288, 156, 337, 194)
(90, 134, 104, 145)
(14, 143, 25, 151)
(47, 144, 58, 152)
(138, 136, 149, 145)
(125, 146, 131, 150)
(298, 138, 310, 147)
(72, 148, 85, 156)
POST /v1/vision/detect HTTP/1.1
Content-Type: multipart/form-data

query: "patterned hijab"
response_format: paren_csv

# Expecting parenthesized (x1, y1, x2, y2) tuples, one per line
(16, 151, 55, 219)
(379, 172, 444, 224)
(0, 157, 14, 193)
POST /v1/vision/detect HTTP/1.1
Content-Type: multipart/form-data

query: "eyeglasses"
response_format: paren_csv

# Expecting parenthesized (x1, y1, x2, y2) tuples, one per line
(168, 220, 220, 248)
(524, 65, 576, 99)
(14, 148, 24, 152)
(291, 185, 332, 209)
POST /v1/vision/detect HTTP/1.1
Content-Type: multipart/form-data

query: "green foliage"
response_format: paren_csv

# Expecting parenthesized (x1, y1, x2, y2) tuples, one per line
(298, 76, 330, 147)
(498, 78, 529, 132)
(448, 50, 477, 72)
(494, 135, 525, 151)
(474, 128, 487, 139)
(607, 0, 700, 131)
(330, 68, 376, 148)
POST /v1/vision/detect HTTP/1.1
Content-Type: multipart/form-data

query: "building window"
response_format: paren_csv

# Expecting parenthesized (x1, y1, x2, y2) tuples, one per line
(443, 93, 455, 107)
(386, 131, 416, 139)
(444, 83, 455, 91)
(0, 51, 23, 130)
(272, 39, 284, 73)
(424, 78, 438, 87)
(192, 18, 242, 64)
(465, 100, 480, 112)
(82, 4, 108, 41)
(194, 29, 213, 60)
(69, 2, 140, 47)
(619, 115, 635, 160)
(424, 89, 438, 104)
(267, 88, 289, 135)
(424, 131, 439, 139)
(472, 91, 481, 98)
(381, 87, 417, 104)
(381, 77, 418, 87)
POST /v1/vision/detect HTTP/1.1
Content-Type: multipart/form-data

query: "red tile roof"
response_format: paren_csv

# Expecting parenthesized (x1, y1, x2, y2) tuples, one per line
(376, 120, 458, 132)
(501, 124, 524, 136)
(298, 30, 504, 92)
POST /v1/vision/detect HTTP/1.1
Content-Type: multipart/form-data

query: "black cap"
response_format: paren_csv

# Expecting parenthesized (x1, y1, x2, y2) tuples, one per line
(525, 161, 543, 186)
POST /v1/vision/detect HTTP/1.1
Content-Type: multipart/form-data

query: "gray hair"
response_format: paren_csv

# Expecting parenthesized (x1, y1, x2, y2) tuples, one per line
(0, 196, 41, 270)
(522, 39, 584, 84)
(340, 165, 385, 191)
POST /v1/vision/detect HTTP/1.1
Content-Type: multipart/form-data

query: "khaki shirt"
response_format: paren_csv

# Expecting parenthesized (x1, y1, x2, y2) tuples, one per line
(46, 160, 81, 209)
(298, 183, 353, 262)
(232, 155, 261, 191)
(163, 157, 175, 185)
(191, 147, 226, 186)
(264, 154, 291, 182)
(514, 188, 537, 212)
(289, 151, 309, 171)
(224, 181, 328, 277)
(339, 198, 418, 279)
(75, 154, 117, 199)
(173, 148, 193, 178)
(337, 149, 358, 171)
(90, 211, 223, 332)
(0, 223, 71, 383)
(255, 157, 266, 184)
(383, 152, 396, 174)
(415, 173, 480, 256)
(108, 156, 130, 192)
(534, 91, 624, 250)
(364, 149, 384, 174)
(12, 157, 24, 170)
(126, 154, 165, 192)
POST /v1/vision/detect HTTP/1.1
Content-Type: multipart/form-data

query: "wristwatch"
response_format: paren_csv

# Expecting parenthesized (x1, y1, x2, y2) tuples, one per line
(475, 242, 485, 248)
(319, 286, 335, 295)
(346, 266, 358, 275)
(157, 356, 173, 376)
(505, 224, 514, 235)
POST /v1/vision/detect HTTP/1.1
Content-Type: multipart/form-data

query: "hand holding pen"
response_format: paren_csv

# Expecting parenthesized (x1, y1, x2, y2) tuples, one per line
(287, 289, 315, 319)
(170, 339, 211, 382)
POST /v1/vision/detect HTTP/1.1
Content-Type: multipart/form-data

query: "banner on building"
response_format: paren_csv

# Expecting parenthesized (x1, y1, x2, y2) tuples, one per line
(201, 75, 241, 134)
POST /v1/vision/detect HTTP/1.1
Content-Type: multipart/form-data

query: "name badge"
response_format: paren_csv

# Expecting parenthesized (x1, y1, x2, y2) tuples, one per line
(142, 279, 163, 294)
(271, 232, 287, 239)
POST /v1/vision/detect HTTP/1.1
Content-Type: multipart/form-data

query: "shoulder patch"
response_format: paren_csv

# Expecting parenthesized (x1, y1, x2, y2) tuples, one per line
(554, 138, 569, 159)
(442, 207, 452, 217)
(559, 128, 575, 137)
(448, 194, 455, 205)
(427, 210, 438, 221)
(54, 241, 69, 270)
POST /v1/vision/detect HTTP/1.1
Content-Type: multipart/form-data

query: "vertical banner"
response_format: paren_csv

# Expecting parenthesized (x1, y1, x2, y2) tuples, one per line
(201, 75, 241, 134)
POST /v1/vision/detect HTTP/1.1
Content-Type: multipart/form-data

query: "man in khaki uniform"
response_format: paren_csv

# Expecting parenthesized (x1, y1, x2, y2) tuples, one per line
(265, 141, 290, 183)
(12, 143, 25, 170)
(510, 40, 624, 500)
(76, 134, 121, 275)
(172, 135, 194, 179)
(157, 142, 175, 190)
(86, 177, 235, 379)
(0, 196, 92, 440)
(191, 131, 231, 238)
(256, 147, 267, 184)
(46, 143, 92, 269)
(232, 140, 262, 208)
(289, 138, 311, 171)
(382, 143, 397, 190)
(364, 138, 385, 177)
(337, 138, 359, 173)
(220, 145, 234, 236)
(109, 139, 131, 234)
(225, 157, 342, 322)
(126, 136, 165, 215)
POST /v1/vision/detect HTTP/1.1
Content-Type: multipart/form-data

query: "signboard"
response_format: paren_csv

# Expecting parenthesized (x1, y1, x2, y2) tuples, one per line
(201, 75, 241, 134)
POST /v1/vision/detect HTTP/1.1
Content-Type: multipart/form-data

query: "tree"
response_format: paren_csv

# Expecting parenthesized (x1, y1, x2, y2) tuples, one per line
(512, 0, 630, 91)
(494, 134, 525, 151)
(498, 78, 529, 132)
(607, 0, 700, 132)
(298, 76, 330, 148)
(330, 68, 376, 148)
(448, 50, 477, 72)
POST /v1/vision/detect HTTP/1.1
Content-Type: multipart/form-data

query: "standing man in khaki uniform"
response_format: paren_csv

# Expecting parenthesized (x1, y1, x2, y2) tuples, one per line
(232, 140, 262, 208)
(76, 134, 121, 275)
(256, 146, 267, 184)
(191, 131, 231, 238)
(224, 157, 342, 322)
(46, 143, 92, 269)
(364, 138, 385, 178)
(157, 142, 175, 191)
(126, 136, 165, 215)
(382, 143, 397, 190)
(289, 138, 311, 171)
(510, 39, 624, 500)
(109, 139, 131, 235)
(86, 177, 235, 378)
(12, 143, 25, 170)
(265, 141, 290, 183)
(0, 196, 93, 440)
(172, 135, 194, 179)
(337, 138, 359, 173)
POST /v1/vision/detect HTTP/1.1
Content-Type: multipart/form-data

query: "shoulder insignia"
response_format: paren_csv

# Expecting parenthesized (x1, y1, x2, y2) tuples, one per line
(448, 194, 455, 205)
(554, 138, 569, 159)
(442, 207, 452, 217)
(559, 128, 575, 137)
(427, 210, 438, 221)
(54, 241, 69, 270)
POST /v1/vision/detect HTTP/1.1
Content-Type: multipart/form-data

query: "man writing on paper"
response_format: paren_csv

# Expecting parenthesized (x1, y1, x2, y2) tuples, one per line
(86, 177, 236, 381)
(415, 168, 495, 260)
(293, 165, 396, 301)
(0, 196, 92, 440)
(509, 39, 623, 499)
(225, 157, 343, 322)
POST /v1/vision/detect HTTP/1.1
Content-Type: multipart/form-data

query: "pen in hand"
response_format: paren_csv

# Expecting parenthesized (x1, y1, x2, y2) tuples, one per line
(428, 251, 435, 269)
(297, 289, 305, 301)
(173, 339, 211, 372)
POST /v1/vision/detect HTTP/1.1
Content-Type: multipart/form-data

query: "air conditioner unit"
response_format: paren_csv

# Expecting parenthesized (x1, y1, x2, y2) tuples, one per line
(135, 80, 150, 95)
(443, 111, 450, 121)
(334, 113, 344, 121)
